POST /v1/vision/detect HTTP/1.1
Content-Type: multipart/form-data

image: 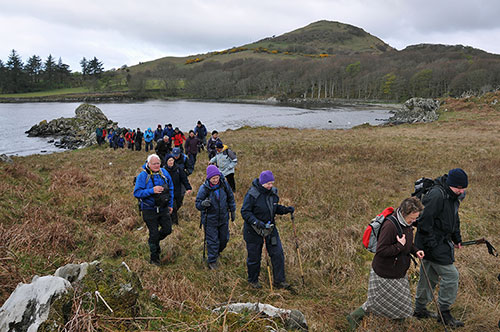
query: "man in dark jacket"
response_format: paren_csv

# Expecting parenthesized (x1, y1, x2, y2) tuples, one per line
(195, 165, 236, 269)
(240, 170, 295, 289)
(184, 130, 199, 169)
(194, 120, 207, 151)
(155, 136, 172, 166)
(414, 168, 468, 327)
(154, 124, 163, 143)
(135, 128, 143, 151)
(165, 154, 192, 225)
(171, 147, 194, 176)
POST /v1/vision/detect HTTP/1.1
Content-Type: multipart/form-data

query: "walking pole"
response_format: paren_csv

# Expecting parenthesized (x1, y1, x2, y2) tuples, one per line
(291, 213, 305, 286)
(263, 236, 273, 292)
(419, 258, 449, 332)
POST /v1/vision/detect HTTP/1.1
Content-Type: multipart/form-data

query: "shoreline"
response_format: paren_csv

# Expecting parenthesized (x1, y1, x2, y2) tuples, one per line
(0, 93, 402, 110)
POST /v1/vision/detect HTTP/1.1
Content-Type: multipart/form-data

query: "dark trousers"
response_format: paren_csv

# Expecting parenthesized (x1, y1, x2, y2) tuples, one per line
(145, 141, 153, 152)
(188, 153, 197, 169)
(171, 194, 185, 225)
(204, 222, 230, 263)
(142, 209, 172, 261)
(225, 173, 236, 192)
(245, 228, 285, 284)
(135, 141, 142, 151)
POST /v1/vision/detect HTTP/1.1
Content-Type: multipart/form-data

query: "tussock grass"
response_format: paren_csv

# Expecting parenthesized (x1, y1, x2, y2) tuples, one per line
(1, 93, 499, 330)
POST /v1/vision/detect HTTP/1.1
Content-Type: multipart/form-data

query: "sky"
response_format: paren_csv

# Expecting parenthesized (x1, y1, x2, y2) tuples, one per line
(1, 0, 499, 72)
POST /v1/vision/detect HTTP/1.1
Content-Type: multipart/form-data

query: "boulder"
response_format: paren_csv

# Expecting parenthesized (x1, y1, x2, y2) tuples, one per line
(0, 261, 142, 331)
(0, 275, 72, 332)
(1, 154, 13, 163)
(387, 98, 440, 124)
(25, 104, 117, 150)
(213, 302, 308, 331)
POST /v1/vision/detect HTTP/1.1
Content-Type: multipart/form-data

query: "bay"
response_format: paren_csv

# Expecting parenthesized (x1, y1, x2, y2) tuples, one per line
(0, 100, 393, 156)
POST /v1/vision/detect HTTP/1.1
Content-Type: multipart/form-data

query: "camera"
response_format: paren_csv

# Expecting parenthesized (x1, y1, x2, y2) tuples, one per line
(153, 184, 170, 208)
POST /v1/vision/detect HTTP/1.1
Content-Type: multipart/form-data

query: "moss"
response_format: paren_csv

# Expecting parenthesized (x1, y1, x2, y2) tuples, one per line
(38, 289, 74, 332)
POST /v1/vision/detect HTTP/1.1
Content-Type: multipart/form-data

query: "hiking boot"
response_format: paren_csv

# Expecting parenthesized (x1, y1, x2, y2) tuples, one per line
(249, 281, 262, 289)
(346, 306, 365, 331)
(273, 281, 292, 289)
(150, 258, 161, 266)
(207, 262, 218, 270)
(437, 310, 464, 327)
(413, 308, 438, 319)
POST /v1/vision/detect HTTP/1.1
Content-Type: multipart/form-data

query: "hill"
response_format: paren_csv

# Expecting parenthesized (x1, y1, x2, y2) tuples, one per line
(2, 20, 500, 102)
(243, 20, 393, 55)
(1, 92, 499, 330)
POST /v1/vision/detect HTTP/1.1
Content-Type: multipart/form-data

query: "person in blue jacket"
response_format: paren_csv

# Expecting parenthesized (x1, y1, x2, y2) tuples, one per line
(144, 127, 154, 152)
(134, 154, 174, 265)
(195, 165, 236, 270)
(240, 170, 295, 289)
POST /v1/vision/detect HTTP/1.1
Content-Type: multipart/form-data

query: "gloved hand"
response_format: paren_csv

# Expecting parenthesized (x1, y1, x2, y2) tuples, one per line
(255, 220, 273, 229)
(201, 199, 211, 208)
(287, 206, 295, 214)
(230, 210, 236, 222)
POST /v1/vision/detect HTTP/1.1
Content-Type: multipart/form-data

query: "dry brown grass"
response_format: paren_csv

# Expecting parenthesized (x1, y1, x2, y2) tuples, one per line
(1, 92, 499, 331)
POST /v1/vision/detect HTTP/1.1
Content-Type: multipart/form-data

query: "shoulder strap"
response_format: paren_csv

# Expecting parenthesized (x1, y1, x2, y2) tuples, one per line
(388, 215, 403, 237)
(248, 186, 261, 200)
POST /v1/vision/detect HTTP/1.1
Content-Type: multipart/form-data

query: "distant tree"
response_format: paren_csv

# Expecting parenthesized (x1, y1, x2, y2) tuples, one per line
(55, 57, 71, 85)
(0, 59, 6, 92)
(80, 57, 89, 76)
(5, 49, 27, 93)
(43, 54, 57, 86)
(25, 55, 42, 86)
(88, 57, 104, 77)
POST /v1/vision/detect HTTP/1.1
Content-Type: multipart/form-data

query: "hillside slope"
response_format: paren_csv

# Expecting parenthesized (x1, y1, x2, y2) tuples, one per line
(1, 93, 499, 330)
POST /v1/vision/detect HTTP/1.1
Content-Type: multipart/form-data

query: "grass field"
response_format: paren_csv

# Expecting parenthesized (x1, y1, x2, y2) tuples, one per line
(0, 87, 91, 98)
(1, 93, 499, 331)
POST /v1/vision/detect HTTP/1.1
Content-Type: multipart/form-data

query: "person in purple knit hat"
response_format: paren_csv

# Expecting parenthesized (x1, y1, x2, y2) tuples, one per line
(240, 170, 295, 289)
(195, 165, 236, 270)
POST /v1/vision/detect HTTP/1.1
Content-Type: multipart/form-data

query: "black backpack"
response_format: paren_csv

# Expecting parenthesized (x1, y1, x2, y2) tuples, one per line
(411, 177, 435, 201)
(133, 170, 171, 212)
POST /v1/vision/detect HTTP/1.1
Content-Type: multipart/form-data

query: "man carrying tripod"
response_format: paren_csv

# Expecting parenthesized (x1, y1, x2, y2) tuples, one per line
(414, 168, 468, 327)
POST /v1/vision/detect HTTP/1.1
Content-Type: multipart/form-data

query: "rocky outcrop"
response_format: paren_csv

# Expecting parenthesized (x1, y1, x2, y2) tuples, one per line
(25, 104, 117, 150)
(387, 98, 440, 124)
(0, 261, 141, 332)
(1, 154, 13, 163)
(213, 302, 308, 331)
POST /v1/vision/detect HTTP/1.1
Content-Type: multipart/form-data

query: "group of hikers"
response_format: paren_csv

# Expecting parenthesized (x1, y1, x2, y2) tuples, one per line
(129, 123, 472, 329)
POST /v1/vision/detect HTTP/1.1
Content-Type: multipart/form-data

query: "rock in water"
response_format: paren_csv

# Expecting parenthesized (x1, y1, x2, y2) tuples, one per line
(0, 275, 72, 332)
(387, 98, 440, 124)
(25, 103, 117, 150)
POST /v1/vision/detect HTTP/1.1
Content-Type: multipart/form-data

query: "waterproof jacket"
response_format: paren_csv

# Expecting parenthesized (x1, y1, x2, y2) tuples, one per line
(185, 136, 199, 155)
(415, 175, 463, 265)
(173, 131, 186, 147)
(154, 128, 163, 141)
(125, 131, 134, 143)
(241, 178, 288, 234)
(163, 127, 174, 138)
(134, 165, 174, 210)
(194, 124, 207, 139)
(144, 128, 154, 143)
(155, 139, 171, 159)
(135, 131, 143, 144)
(209, 145, 237, 176)
(169, 153, 194, 176)
(195, 176, 236, 227)
(372, 212, 418, 279)
(165, 163, 192, 199)
(96, 127, 103, 137)
(207, 137, 221, 156)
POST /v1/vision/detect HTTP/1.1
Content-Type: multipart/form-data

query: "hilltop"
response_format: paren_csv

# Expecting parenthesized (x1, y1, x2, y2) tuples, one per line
(1, 92, 499, 330)
(2, 20, 500, 103)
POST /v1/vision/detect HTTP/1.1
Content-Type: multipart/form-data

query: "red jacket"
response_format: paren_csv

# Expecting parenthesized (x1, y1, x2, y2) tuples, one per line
(173, 132, 186, 147)
(125, 131, 134, 143)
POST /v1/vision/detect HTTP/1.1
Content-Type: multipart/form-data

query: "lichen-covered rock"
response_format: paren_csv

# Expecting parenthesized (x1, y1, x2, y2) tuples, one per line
(213, 302, 308, 331)
(0, 275, 72, 332)
(388, 98, 440, 124)
(25, 104, 117, 150)
(1, 154, 13, 163)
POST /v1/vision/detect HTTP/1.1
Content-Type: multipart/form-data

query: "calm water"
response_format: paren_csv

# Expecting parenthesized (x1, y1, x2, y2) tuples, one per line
(0, 100, 393, 156)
